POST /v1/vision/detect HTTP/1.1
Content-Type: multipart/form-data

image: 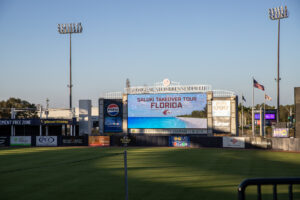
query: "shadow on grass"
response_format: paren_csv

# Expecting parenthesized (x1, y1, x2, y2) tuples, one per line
(1, 147, 300, 200)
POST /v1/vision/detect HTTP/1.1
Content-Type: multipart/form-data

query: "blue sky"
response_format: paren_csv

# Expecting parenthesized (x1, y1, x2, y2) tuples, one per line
(0, 0, 299, 108)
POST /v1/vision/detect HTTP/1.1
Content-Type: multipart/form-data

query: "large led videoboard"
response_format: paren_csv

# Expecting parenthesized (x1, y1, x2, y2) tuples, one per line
(128, 93, 207, 129)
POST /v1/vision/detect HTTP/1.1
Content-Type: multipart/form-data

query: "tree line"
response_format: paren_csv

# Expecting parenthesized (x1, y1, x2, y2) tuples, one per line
(0, 98, 38, 118)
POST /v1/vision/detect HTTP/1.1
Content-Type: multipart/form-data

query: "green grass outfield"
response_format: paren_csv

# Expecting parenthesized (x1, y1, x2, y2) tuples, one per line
(1, 147, 300, 200)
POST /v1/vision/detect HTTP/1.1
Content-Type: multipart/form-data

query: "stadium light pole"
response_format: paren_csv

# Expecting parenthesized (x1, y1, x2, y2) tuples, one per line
(57, 23, 83, 110)
(268, 6, 288, 123)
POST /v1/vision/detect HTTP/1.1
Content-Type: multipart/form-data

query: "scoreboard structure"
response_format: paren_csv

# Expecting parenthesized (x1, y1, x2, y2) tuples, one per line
(99, 79, 238, 136)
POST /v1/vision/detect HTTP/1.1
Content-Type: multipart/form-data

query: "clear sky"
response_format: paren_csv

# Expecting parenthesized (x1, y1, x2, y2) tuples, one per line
(0, 0, 299, 108)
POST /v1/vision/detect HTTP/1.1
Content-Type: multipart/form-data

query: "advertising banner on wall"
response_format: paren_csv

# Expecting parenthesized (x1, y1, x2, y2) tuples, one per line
(41, 119, 73, 125)
(61, 136, 86, 146)
(212, 100, 231, 133)
(128, 93, 207, 129)
(169, 136, 190, 147)
(0, 136, 9, 146)
(213, 117, 231, 133)
(89, 136, 110, 146)
(0, 119, 40, 126)
(104, 100, 123, 132)
(273, 128, 289, 138)
(223, 137, 245, 148)
(10, 136, 31, 146)
(36, 136, 58, 146)
(212, 100, 230, 117)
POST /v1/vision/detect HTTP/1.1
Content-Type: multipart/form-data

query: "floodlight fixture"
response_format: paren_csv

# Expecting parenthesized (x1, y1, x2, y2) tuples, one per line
(269, 6, 288, 20)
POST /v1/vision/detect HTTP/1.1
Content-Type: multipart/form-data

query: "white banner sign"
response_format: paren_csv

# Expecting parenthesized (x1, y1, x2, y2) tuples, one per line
(223, 137, 245, 148)
(36, 136, 58, 146)
(10, 136, 31, 146)
(212, 101, 231, 117)
(127, 84, 212, 94)
(273, 128, 289, 138)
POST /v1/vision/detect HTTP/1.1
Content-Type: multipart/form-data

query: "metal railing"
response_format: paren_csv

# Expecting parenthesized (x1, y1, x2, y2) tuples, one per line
(238, 177, 300, 200)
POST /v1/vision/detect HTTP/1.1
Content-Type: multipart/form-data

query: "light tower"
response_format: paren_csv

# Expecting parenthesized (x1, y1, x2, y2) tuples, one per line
(268, 6, 288, 122)
(57, 23, 83, 109)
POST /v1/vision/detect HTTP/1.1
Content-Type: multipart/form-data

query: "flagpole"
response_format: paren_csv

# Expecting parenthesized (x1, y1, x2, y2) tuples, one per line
(242, 94, 244, 136)
(264, 92, 266, 137)
(252, 77, 255, 137)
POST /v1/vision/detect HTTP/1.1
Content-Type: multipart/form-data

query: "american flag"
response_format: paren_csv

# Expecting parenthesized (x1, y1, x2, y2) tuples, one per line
(265, 94, 272, 101)
(253, 79, 264, 91)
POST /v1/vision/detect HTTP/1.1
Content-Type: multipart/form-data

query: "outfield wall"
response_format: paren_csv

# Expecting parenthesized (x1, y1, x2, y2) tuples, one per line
(2, 135, 300, 151)
(271, 138, 300, 151)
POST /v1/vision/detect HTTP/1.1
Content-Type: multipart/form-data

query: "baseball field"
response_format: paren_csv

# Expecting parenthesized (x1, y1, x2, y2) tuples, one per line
(1, 147, 300, 200)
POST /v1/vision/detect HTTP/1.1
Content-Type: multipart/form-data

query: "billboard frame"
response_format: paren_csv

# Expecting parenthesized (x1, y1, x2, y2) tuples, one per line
(127, 92, 208, 130)
(102, 80, 238, 136)
(127, 92, 208, 135)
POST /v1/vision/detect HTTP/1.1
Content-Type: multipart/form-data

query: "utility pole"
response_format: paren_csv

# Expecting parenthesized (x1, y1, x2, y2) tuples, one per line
(45, 98, 49, 136)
